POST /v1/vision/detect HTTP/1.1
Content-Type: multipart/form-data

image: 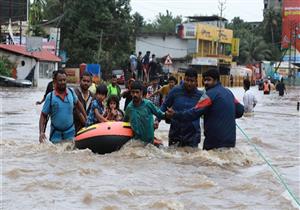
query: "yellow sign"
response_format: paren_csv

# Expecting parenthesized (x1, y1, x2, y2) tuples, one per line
(231, 38, 240, 56)
(196, 23, 233, 44)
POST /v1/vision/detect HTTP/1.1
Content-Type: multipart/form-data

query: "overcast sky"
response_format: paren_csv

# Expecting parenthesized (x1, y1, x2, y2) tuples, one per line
(130, 0, 264, 23)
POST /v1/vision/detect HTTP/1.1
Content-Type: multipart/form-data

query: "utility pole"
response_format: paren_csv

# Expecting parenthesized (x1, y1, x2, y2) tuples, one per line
(217, 0, 226, 71)
(97, 29, 103, 64)
(19, 20, 22, 45)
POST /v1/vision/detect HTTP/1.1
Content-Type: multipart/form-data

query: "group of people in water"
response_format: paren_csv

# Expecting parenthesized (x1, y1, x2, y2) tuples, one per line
(38, 67, 246, 151)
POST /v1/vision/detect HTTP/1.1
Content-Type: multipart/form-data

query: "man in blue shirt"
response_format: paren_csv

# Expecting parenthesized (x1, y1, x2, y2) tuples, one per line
(39, 70, 87, 144)
(160, 69, 203, 148)
(166, 68, 244, 150)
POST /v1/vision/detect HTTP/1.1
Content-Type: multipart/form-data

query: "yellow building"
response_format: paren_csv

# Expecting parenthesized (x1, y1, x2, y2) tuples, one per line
(178, 16, 239, 75)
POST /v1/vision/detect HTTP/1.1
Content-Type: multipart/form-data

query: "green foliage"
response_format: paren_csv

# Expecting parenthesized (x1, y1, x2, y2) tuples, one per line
(29, 0, 47, 36)
(141, 10, 182, 34)
(227, 11, 282, 64)
(0, 56, 16, 77)
(56, 0, 133, 77)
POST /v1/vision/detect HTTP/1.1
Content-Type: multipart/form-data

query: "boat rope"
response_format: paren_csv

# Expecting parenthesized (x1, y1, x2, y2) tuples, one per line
(236, 123, 300, 207)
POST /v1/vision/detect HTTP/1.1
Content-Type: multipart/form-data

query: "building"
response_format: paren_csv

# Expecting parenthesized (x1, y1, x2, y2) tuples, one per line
(135, 33, 189, 73)
(178, 16, 235, 75)
(136, 15, 238, 85)
(0, 44, 61, 87)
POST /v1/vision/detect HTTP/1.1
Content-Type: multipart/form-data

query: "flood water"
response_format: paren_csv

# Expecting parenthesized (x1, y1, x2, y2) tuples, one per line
(1, 85, 300, 210)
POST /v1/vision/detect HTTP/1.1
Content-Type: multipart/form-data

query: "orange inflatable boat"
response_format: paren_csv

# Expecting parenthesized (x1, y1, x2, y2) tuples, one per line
(75, 122, 133, 154)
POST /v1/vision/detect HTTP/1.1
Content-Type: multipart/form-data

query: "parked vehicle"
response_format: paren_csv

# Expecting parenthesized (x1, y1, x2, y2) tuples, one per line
(112, 69, 125, 85)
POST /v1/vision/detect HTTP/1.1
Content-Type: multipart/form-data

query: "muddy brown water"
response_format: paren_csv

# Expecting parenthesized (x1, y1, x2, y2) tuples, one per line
(1, 85, 299, 210)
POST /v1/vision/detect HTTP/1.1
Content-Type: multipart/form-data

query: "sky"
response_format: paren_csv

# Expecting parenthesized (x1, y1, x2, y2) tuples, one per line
(130, 0, 264, 23)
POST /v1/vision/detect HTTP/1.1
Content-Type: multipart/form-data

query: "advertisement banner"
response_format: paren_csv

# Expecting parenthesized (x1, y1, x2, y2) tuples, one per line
(281, 0, 300, 63)
(231, 38, 240, 56)
(197, 24, 233, 44)
(192, 57, 218, 66)
(177, 23, 197, 39)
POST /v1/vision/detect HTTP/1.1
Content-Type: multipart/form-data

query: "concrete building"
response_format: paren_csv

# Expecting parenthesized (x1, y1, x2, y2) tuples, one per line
(135, 33, 189, 73)
(136, 16, 237, 78)
(0, 44, 61, 87)
(179, 16, 235, 75)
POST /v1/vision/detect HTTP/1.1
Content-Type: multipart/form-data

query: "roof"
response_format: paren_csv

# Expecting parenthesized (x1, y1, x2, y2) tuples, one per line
(186, 15, 228, 22)
(0, 44, 61, 62)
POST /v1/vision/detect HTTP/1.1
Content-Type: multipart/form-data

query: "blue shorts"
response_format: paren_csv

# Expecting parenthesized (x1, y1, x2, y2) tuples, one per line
(50, 126, 75, 144)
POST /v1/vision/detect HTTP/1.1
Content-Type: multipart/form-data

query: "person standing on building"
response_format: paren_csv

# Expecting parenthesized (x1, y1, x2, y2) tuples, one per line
(107, 74, 121, 100)
(129, 51, 137, 78)
(160, 69, 203, 148)
(166, 68, 244, 150)
(39, 70, 87, 144)
(73, 71, 94, 132)
(148, 54, 158, 80)
(276, 78, 286, 96)
(136, 51, 143, 80)
(243, 79, 257, 113)
(142, 51, 151, 82)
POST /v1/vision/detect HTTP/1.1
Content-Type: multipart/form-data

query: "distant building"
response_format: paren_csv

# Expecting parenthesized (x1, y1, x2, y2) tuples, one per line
(135, 33, 189, 73)
(179, 16, 235, 75)
(136, 16, 238, 76)
(0, 44, 61, 87)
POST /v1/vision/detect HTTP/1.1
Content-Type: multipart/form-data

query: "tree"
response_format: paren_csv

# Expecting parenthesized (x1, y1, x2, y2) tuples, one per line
(57, 0, 133, 76)
(29, 0, 47, 36)
(0, 56, 16, 77)
(227, 16, 280, 64)
(238, 34, 272, 64)
(141, 10, 182, 34)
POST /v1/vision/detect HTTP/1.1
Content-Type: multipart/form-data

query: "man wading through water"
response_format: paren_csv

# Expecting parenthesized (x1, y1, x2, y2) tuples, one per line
(39, 70, 86, 143)
(73, 71, 94, 132)
(166, 68, 244, 150)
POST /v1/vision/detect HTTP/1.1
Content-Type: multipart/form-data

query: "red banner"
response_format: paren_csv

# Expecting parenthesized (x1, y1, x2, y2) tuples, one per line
(281, 0, 300, 51)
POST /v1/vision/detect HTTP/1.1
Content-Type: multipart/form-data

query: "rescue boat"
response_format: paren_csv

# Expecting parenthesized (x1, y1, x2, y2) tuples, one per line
(75, 122, 133, 154)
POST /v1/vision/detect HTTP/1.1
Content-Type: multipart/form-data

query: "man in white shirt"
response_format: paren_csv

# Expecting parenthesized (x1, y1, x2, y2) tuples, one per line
(243, 80, 257, 113)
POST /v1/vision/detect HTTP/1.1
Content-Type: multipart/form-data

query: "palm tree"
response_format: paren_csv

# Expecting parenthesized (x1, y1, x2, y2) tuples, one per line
(238, 34, 272, 64)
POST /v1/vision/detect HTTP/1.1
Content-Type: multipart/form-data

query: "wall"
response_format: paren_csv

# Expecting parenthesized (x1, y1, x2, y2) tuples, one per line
(0, 50, 36, 79)
(136, 35, 188, 59)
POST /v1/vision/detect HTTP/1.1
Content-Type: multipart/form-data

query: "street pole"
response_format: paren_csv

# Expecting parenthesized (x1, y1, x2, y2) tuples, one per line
(19, 20, 22, 45)
(288, 22, 293, 84)
(217, 0, 226, 71)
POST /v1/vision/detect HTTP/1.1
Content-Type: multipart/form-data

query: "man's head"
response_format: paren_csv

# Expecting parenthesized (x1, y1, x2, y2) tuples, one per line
(130, 81, 144, 105)
(80, 72, 92, 91)
(55, 70, 67, 92)
(111, 74, 117, 86)
(95, 84, 108, 102)
(151, 53, 156, 59)
(202, 68, 220, 90)
(52, 70, 58, 80)
(243, 79, 250, 91)
(168, 76, 177, 89)
(184, 69, 198, 92)
(146, 51, 150, 56)
(128, 78, 135, 89)
(138, 51, 142, 56)
(150, 76, 159, 87)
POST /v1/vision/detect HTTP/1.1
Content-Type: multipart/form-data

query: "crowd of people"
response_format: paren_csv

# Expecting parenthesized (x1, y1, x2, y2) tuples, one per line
(37, 66, 247, 151)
